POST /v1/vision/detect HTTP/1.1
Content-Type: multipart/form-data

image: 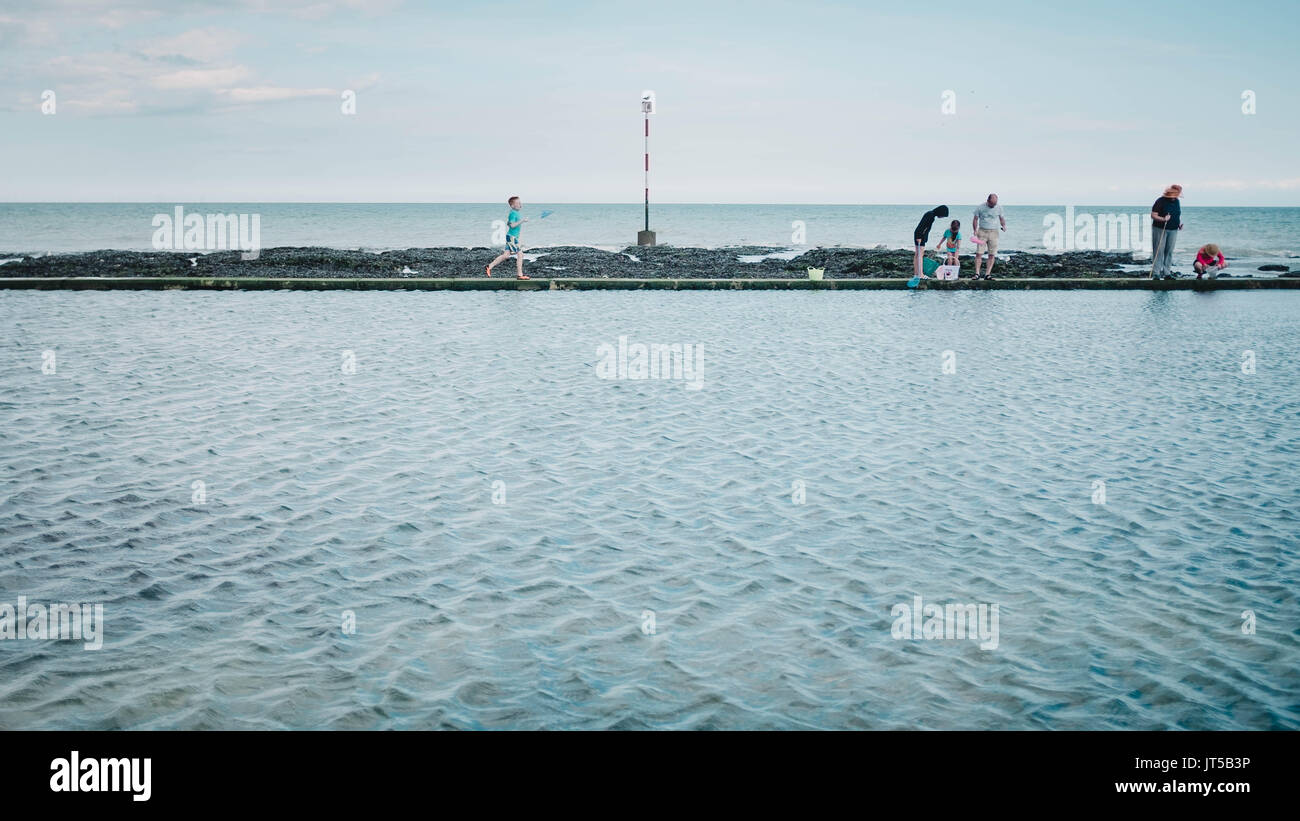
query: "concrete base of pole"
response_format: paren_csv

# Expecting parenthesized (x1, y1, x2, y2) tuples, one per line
(637, 230, 657, 246)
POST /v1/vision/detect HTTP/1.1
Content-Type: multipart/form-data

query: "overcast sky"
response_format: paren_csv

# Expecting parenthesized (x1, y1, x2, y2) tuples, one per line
(2, 0, 1297, 205)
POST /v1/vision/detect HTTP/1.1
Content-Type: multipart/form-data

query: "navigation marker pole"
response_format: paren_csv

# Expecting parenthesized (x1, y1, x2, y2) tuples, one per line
(638, 90, 657, 246)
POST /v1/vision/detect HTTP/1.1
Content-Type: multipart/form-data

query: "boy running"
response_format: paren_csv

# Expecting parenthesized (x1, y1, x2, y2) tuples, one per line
(486, 195, 530, 279)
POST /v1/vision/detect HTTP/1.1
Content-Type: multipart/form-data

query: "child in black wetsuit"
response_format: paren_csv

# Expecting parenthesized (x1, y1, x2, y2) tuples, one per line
(913, 205, 949, 279)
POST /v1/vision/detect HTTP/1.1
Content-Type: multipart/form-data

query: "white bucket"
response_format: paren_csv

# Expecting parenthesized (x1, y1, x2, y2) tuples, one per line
(807, 267, 825, 281)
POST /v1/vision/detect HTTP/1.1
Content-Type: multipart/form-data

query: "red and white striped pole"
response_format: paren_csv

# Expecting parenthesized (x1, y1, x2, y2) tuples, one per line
(644, 114, 649, 232)
(638, 90, 656, 246)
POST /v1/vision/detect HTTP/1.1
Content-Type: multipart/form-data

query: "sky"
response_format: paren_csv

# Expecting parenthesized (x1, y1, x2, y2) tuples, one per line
(1, 0, 1298, 205)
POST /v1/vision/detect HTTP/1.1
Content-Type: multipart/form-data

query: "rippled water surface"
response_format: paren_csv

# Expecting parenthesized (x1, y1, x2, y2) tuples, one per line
(1, 290, 1297, 729)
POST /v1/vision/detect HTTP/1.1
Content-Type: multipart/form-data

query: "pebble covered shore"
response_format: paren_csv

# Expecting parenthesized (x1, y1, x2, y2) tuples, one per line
(4, 246, 1296, 280)
(8, 245, 1291, 280)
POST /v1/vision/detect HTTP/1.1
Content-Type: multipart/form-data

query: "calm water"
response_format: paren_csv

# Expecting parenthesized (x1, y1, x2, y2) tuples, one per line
(1, 290, 1297, 729)
(1, 203, 1297, 273)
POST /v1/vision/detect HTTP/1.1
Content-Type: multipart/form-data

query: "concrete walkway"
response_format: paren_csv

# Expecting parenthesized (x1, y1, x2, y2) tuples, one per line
(2, 276, 1297, 291)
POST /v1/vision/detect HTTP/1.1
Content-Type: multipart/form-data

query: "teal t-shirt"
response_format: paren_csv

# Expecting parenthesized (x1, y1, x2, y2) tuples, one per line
(943, 229, 961, 243)
(507, 209, 521, 237)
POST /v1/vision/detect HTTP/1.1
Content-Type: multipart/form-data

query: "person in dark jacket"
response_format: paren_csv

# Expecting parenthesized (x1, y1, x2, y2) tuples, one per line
(913, 205, 949, 278)
(1150, 184, 1183, 279)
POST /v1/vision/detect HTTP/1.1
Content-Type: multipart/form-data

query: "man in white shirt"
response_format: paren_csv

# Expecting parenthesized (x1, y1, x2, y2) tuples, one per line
(971, 194, 1006, 279)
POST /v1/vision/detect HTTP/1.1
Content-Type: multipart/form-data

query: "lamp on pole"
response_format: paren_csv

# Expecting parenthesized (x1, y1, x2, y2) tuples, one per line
(637, 90, 656, 246)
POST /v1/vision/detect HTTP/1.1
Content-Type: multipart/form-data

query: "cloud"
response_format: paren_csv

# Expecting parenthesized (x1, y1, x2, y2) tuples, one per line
(1040, 114, 1142, 133)
(152, 66, 254, 90)
(62, 91, 141, 114)
(216, 85, 336, 103)
(1, 0, 404, 46)
(137, 28, 247, 64)
(0, 14, 57, 48)
(1195, 180, 1250, 191)
(348, 72, 380, 91)
(46, 52, 149, 83)
(284, 0, 406, 19)
(31, 41, 344, 115)
(1261, 178, 1300, 190)
(1190, 178, 1300, 192)
(95, 7, 163, 29)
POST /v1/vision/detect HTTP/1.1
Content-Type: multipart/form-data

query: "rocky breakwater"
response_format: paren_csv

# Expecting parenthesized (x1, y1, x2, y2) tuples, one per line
(0, 246, 1160, 279)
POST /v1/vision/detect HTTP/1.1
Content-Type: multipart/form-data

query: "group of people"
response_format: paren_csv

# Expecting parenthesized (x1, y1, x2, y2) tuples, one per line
(915, 187, 1229, 281)
(493, 190, 1231, 282)
(913, 194, 1006, 280)
(1151, 184, 1228, 280)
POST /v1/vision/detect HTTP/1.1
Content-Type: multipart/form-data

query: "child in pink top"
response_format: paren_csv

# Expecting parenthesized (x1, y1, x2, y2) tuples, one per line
(1194, 244, 1226, 279)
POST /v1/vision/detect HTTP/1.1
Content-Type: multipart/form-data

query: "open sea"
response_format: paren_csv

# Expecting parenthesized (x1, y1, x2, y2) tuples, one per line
(1, 288, 1297, 729)
(1, 204, 1298, 275)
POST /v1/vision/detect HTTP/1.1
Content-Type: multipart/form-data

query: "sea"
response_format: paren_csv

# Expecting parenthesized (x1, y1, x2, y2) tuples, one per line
(1, 203, 1297, 274)
(1, 288, 1297, 729)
